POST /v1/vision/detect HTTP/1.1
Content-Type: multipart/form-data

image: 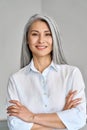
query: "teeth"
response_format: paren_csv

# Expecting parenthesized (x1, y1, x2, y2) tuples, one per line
(36, 46, 46, 49)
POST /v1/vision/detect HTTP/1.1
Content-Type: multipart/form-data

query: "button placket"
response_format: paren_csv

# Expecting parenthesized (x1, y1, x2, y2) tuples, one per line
(41, 76, 48, 109)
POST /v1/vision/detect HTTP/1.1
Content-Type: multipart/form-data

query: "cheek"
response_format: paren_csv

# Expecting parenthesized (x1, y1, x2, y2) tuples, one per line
(48, 37, 53, 45)
(28, 37, 38, 45)
(49, 39, 53, 48)
(28, 38, 37, 51)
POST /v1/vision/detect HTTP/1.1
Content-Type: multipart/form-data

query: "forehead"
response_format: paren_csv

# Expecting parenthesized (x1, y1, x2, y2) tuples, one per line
(29, 19, 50, 31)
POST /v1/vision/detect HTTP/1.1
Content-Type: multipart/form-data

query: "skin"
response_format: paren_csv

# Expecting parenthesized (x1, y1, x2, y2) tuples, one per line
(7, 20, 82, 130)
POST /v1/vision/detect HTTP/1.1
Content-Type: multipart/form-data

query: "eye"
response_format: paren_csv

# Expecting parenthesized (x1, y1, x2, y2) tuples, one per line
(45, 33, 52, 36)
(31, 33, 38, 36)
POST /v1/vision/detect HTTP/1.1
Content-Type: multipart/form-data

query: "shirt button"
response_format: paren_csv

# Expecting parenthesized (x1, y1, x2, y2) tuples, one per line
(44, 92, 47, 95)
(45, 105, 47, 107)
(42, 80, 45, 84)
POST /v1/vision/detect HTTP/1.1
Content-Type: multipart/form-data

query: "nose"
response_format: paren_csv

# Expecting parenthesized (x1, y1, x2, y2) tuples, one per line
(38, 34, 45, 44)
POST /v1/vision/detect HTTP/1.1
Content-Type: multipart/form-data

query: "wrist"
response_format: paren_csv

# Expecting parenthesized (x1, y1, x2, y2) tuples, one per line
(33, 113, 39, 124)
(28, 113, 36, 123)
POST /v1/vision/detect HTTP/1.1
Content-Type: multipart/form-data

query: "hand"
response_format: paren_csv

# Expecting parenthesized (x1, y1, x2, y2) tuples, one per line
(7, 100, 34, 122)
(63, 90, 82, 110)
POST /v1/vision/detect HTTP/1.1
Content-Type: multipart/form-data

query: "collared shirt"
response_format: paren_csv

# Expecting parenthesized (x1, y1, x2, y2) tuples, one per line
(6, 60, 86, 130)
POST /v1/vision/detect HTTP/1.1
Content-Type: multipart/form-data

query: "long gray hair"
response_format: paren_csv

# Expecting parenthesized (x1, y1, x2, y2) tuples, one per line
(21, 14, 67, 68)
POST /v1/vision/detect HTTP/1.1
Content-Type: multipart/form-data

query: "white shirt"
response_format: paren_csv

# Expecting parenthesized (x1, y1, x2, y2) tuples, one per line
(6, 60, 86, 130)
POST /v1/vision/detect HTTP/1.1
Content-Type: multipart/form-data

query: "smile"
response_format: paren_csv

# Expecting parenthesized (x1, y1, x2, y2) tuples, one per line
(35, 45, 47, 50)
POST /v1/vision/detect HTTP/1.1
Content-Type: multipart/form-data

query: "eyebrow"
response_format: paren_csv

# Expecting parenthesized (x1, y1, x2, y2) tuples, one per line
(30, 30, 51, 33)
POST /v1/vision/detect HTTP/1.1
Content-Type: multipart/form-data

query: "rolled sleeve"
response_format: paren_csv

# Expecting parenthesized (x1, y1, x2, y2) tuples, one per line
(57, 68, 86, 130)
(57, 107, 86, 130)
(7, 116, 33, 130)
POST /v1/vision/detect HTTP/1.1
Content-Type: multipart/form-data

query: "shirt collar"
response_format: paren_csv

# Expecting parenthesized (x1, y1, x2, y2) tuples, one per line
(50, 61, 58, 72)
(28, 59, 58, 72)
(30, 59, 39, 73)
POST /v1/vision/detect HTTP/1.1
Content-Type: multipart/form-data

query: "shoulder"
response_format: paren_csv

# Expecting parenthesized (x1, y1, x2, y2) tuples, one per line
(9, 64, 31, 80)
(55, 64, 81, 76)
(56, 64, 79, 71)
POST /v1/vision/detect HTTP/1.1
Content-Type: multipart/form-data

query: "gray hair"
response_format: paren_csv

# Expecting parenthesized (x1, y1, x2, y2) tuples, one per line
(21, 14, 67, 68)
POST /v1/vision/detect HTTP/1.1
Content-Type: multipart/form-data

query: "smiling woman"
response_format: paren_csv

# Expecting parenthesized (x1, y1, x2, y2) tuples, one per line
(6, 14, 86, 130)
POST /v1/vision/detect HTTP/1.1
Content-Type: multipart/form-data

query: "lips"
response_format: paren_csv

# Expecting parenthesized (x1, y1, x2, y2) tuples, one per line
(35, 45, 47, 50)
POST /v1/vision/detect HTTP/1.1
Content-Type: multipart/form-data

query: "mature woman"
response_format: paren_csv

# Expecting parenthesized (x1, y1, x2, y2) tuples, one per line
(7, 14, 86, 130)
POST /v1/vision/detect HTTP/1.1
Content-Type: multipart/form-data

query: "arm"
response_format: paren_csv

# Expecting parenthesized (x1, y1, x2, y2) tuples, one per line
(57, 68, 86, 130)
(7, 100, 65, 129)
(7, 90, 81, 129)
(32, 90, 82, 129)
(32, 90, 82, 130)
(6, 76, 33, 130)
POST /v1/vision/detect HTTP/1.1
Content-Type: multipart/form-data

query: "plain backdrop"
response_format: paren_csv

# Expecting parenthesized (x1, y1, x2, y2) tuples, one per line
(0, 0, 87, 124)
(0, 0, 41, 119)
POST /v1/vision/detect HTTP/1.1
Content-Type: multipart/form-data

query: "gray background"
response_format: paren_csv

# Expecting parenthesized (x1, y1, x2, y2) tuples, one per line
(0, 0, 87, 129)
(0, 0, 41, 119)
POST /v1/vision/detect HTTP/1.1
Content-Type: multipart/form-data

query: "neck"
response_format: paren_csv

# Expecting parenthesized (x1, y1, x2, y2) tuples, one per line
(33, 56, 52, 73)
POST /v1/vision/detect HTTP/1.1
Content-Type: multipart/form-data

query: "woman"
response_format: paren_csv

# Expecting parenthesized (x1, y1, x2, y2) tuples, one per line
(7, 14, 86, 130)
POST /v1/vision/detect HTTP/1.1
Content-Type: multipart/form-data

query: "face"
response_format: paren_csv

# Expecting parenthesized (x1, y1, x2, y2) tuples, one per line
(27, 20, 53, 58)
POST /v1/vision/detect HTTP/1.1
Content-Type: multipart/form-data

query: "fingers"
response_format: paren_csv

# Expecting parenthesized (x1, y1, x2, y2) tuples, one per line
(7, 100, 34, 122)
(9, 100, 22, 107)
(67, 98, 82, 109)
(63, 90, 82, 110)
(66, 90, 77, 103)
(7, 100, 22, 116)
(7, 105, 19, 111)
(7, 105, 19, 115)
